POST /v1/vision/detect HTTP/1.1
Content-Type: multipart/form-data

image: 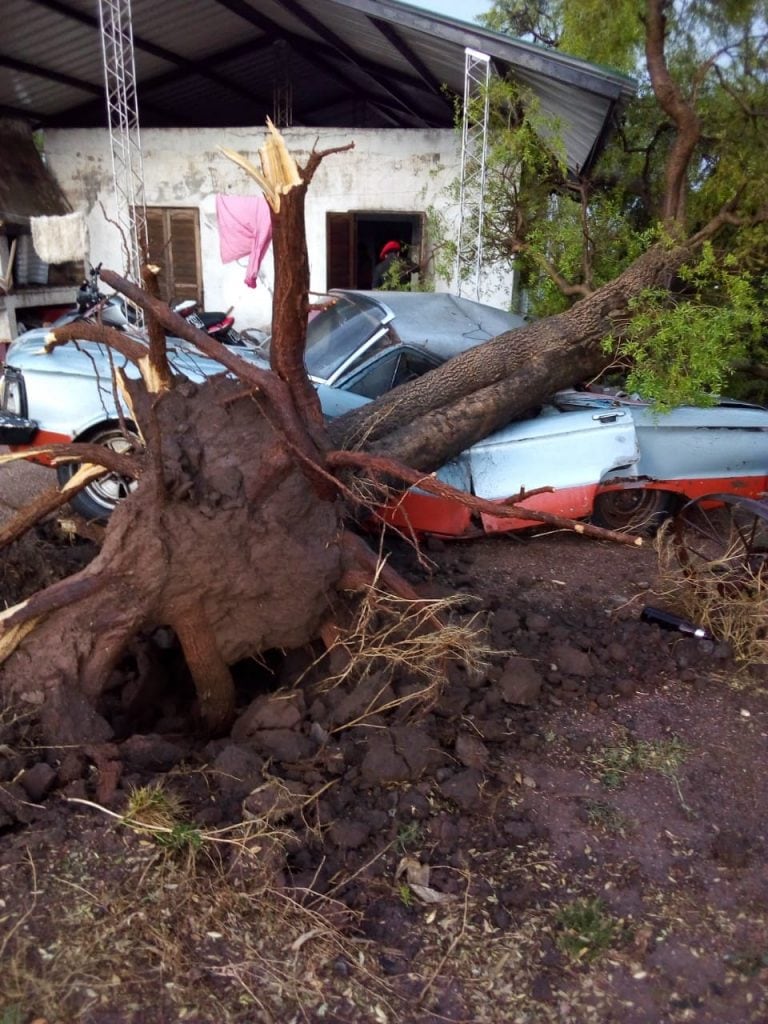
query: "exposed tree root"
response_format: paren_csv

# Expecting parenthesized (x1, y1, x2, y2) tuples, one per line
(169, 598, 236, 734)
(0, 123, 670, 749)
(0, 461, 140, 549)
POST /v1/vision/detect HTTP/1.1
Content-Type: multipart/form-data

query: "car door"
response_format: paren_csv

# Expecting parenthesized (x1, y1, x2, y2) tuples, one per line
(464, 406, 641, 533)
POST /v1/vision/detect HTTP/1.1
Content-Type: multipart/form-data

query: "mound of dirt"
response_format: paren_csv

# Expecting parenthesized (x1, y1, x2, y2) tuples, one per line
(1, 528, 767, 1023)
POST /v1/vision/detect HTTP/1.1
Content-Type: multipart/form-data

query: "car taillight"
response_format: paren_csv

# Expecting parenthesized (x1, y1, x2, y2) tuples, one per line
(0, 368, 26, 416)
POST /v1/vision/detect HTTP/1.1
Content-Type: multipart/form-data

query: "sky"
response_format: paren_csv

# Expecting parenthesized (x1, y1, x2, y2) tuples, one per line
(409, 0, 492, 25)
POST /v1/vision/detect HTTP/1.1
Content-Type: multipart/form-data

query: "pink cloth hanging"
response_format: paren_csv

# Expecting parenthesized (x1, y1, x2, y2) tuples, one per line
(216, 194, 273, 288)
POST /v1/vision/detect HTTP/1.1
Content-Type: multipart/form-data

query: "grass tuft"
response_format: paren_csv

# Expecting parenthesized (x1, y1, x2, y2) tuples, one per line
(582, 799, 632, 835)
(555, 897, 621, 963)
(656, 510, 768, 665)
(318, 576, 493, 729)
(124, 781, 187, 833)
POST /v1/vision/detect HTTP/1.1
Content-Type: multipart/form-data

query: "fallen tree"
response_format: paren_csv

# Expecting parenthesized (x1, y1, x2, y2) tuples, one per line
(0, 0, 765, 744)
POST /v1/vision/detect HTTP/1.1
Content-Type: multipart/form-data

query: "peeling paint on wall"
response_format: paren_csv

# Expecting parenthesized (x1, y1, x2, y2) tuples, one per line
(43, 126, 513, 330)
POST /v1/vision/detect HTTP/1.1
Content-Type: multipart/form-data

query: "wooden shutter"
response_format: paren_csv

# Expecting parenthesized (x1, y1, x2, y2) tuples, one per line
(144, 207, 202, 304)
(326, 213, 353, 290)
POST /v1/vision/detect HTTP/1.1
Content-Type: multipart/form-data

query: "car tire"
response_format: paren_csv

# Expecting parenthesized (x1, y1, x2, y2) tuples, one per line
(56, 423, 141, 522)
(591, 488, 675, 534)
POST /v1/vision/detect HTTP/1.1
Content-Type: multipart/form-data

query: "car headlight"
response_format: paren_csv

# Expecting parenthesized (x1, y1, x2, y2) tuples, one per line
(0, 367, 27, 417)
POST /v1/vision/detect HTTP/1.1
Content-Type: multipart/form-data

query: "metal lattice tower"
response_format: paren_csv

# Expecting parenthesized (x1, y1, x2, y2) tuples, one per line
(272, 40, 293, 128)
(455, 48, 490, 301)
(98, 0, 147, 288)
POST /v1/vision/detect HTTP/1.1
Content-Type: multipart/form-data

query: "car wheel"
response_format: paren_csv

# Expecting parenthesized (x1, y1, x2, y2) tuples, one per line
(56, 424, 141, 521)
(592, 488, 675, 534)
(673, 494, 768, 592)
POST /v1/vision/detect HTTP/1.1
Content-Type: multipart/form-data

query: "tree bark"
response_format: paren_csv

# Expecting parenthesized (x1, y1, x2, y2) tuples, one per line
(332, 240, 694, 471)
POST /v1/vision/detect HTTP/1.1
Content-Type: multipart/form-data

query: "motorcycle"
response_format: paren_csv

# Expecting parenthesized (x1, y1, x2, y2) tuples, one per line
(47, 263, 136, 331)
(172, 298, 243, 346)
(51, 265, 244, 345)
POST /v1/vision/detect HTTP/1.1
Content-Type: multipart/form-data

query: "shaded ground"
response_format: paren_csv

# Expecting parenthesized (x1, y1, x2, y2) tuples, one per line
(1, 524, 767, 1023)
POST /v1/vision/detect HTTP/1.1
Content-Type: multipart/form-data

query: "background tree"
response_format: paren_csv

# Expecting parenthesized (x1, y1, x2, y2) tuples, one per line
(475, 0, 768, 404)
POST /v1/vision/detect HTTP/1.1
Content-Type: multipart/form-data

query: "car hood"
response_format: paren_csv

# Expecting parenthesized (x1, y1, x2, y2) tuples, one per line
(335, 291, 527, 359)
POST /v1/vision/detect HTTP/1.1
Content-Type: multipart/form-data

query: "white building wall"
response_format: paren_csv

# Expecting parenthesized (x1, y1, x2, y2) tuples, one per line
(42, 125, 512, 332)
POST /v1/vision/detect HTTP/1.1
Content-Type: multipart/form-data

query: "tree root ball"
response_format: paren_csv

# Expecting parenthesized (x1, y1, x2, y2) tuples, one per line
(1, 376, 346, 743)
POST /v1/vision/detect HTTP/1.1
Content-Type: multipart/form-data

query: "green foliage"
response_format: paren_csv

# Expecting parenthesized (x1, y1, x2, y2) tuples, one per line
(425, 205, 456, 286)
(398, 882, 414, 907)
(583, 799, 632, 835)
(396, 821, 423, 852)
(560, 0, 643, 73)
(154, 822, 204, 854)
(378, 254, 424, 292)
(461, 0, 768, 398)
(589, 736, 688, 788)
(481, 0, 565, 45)
(609, 246, 766, 407)
(555, 898, 621, 962)
(482, 0, 644, 72)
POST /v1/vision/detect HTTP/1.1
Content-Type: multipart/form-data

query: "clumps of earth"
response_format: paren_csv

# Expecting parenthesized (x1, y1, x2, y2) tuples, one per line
(1, 526, 767, 1024)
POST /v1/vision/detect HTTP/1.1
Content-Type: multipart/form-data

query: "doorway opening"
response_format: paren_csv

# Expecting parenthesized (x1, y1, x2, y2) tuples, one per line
(326, 211, 423, 290)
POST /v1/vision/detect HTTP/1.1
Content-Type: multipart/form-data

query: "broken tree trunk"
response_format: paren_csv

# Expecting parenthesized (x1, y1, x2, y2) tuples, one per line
(332, 241, 697, 471)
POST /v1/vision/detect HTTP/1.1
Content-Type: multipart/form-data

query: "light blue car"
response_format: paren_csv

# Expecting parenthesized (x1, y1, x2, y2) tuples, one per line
(1, 290, 766, 533)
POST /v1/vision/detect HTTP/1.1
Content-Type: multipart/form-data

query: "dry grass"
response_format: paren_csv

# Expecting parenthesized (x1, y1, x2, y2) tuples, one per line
(0, 825, 590, 1024)
(316, 576, 493, 729)
(0, 793, 389, 1023)
(656, 512, 768, 665)
(1, 857, 360, 1022)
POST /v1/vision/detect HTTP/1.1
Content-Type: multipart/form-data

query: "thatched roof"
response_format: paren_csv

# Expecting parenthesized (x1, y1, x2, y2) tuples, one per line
(0, 119, 71, 230)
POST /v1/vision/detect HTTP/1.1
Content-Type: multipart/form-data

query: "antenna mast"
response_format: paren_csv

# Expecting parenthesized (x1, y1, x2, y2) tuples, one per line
(455, 48, 490, 301)
(98, 0, 147, 293)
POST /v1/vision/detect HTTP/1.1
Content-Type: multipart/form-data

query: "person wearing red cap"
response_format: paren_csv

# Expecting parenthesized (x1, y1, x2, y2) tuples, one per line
(372, 240, 403, 288)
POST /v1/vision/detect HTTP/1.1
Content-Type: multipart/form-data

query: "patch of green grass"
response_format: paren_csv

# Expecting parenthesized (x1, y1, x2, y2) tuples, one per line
(589, 737, 687, 789)
(398, 882, 414, 908)
(154, 822, 204, 855)
(583, 799, 632, 835)
(725, 948, 768, 977)
(123, 782, 203, 863)
(396, 821, 423, 852)
(555, 897, 620, 963)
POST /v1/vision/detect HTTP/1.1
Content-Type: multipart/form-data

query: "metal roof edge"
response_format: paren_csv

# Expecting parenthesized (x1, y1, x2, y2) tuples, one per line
(327, 0, 637, 101)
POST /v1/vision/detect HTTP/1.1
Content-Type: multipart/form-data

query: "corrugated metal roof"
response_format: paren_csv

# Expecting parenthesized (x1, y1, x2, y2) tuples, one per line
(0, 0, 636, 172)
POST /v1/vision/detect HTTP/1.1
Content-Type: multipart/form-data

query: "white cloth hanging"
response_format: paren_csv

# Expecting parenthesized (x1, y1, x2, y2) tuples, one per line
(30, 211, 88, 264)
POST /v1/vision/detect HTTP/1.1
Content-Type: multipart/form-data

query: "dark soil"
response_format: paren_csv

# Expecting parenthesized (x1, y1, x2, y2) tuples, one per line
(1, 525, 767, 1023)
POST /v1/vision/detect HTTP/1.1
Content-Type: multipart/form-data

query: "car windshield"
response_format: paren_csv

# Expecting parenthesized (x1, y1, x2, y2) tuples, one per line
(303, 294, 390, 380)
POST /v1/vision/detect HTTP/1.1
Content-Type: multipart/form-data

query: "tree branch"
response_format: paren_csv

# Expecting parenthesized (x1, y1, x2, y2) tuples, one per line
(327, 450, 643, 546)
(141, 263, 173, 392)
(687, 200, 768, 247)
(645, 0, 701, 227)
(0, 442, 141, 478)
(512, 241, 593, 298)
(46, 321, 147, 364)
(98, 268, 329, 487)
(219, 131, 354, 447)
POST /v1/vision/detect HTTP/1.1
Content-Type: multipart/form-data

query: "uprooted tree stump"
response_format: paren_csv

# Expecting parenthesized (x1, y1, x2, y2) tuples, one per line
(0, 131, 487, 743)
(0, 125, 700, 745)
